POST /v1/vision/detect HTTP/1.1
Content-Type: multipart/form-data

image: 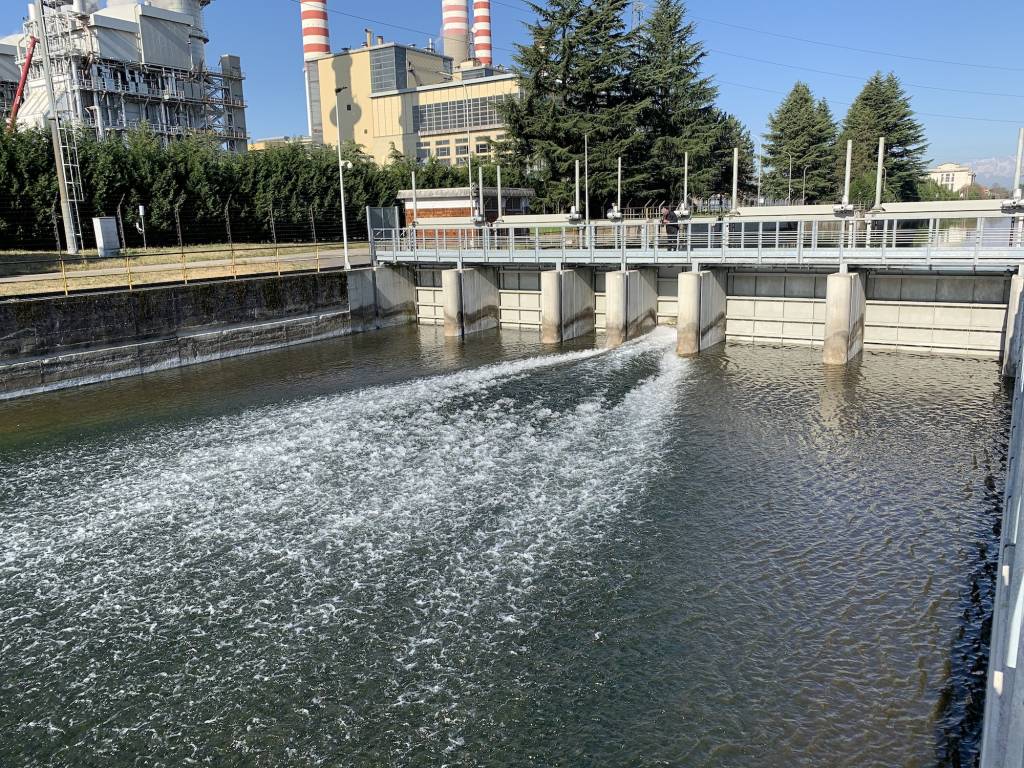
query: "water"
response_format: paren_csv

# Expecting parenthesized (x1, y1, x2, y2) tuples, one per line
(0, 326, 1010, 767)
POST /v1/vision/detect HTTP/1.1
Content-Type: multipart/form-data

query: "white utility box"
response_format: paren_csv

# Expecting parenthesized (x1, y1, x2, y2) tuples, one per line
(93, 217, 121, 258)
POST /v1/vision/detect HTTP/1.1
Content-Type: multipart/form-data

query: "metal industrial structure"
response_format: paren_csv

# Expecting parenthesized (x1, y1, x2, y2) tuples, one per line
(301, 0, 516, 165)
(0, 0, 246, 253)
(0, 1, 246, 150)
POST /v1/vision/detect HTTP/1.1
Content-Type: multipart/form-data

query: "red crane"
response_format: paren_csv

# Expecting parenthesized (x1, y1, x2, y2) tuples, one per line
(6, 36, 38, 132)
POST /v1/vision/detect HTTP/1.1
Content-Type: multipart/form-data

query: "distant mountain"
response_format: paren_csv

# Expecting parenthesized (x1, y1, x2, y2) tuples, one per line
(966, 155, 1017, 188)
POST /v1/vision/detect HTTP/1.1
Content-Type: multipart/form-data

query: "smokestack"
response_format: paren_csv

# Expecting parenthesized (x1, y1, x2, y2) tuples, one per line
(472, 0, 492, 66)
(442, 0, 470, 64)
(300, 0, 330, 62)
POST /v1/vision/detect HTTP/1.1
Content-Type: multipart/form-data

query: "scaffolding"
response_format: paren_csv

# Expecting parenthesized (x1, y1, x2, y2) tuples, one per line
(15, 1, 247, 151)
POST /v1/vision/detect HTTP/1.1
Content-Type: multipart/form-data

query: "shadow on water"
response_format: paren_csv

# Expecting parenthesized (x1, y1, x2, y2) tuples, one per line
(933, 381, 1010, 768)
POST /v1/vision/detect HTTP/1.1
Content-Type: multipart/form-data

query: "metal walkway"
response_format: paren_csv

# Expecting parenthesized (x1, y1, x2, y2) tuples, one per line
(372, 201, 1024, 273)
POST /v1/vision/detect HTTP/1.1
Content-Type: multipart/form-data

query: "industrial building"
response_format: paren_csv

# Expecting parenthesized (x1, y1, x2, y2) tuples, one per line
(300, 0, 519, 166)
(0, 0, 247, 151)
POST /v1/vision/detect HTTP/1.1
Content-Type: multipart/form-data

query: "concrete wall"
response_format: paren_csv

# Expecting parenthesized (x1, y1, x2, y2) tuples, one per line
(541, 268, 596, 344)
(726, 272, 828, 348)
(415, 268, 445, 326)
(0, 271, 353, 359)
(1004, 274, 1024, 378)
(499, 269, 543, 330)
(982, 316, 1024, 766)
(823, 272, 866, 365)
(656, 266, 685, 326)
(443, 267, 500, 337)
(605, 268, 657, 347)
(864, 275, 1010, 360)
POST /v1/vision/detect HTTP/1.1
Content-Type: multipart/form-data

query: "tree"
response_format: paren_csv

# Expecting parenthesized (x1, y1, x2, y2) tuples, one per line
(762, 83, 837, 204)
(915, 178, 960, 202)
(630, 0, 719, 206)
(837, 72, 928, 202)
(498, 0, 643, 213)
(707, 111, 755, 203)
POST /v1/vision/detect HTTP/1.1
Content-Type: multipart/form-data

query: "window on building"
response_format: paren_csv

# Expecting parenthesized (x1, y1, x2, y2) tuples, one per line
(476, 142, 491, 154)
(436, 146, 450, 157)
(370, 48, 408, 93)
(416, 148, 430, 162)
(456, 157, 468, 166)
(413, 94, 509, 135)
(455, 137, 469, 144)
(456, 145, 469, 156)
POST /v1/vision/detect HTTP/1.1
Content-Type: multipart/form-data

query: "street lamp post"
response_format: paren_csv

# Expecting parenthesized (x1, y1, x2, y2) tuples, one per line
(787, 154, 794, 205)
(335, 87, 353, 270)
(802, 166, 809, 205)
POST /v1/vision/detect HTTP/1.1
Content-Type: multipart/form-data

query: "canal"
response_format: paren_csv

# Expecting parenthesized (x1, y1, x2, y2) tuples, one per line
(0, 326, 1010, 767)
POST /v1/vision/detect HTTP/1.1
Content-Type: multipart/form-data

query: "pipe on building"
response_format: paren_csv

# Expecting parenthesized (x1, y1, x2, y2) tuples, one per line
(300, 0, 330, 62)
(472, 0, 492, 66)
(442, 0, 470, 65)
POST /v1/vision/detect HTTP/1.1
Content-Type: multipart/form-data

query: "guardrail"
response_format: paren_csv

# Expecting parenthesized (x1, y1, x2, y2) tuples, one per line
(372, 219, 1024, 271)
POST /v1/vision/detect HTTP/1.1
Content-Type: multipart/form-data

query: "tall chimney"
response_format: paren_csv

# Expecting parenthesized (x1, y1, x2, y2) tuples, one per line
(300, 0, 330, 62)
(442, 0, 470, 64)
(472, 0, 492, 66)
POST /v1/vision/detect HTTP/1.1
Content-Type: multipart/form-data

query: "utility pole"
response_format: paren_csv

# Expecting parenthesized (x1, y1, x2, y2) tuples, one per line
(34, 0, 80, 255)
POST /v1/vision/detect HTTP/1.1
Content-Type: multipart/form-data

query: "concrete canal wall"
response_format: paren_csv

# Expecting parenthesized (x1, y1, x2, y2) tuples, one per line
(982, 276, 1024, 767)
(0, 267, 417, 400)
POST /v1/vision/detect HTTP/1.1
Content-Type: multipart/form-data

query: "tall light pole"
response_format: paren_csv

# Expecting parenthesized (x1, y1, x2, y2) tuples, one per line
(433, 70, 475, 216)
(787, 153, 793, 205)
(801, 166, 809, 205)
(335, 87, 353, 269)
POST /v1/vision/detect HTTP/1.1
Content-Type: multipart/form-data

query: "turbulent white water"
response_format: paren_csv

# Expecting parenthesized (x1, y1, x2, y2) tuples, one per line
(0, 328, 686, 764)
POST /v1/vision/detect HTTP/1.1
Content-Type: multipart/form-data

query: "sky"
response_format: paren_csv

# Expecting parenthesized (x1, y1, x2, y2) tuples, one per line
(4, 0, 1023, 184)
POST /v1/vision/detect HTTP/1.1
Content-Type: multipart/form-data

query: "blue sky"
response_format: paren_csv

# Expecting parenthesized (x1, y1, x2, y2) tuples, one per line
(4, 0, 1023, 182)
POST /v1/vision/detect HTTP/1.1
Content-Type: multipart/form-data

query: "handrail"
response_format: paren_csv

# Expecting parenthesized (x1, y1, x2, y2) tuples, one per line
(372, 219, 1024, 268)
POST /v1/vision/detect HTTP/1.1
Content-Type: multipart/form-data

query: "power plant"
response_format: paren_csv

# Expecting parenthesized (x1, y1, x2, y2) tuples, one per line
(0, 0, 247, 151)
(300, 0, 517, 165)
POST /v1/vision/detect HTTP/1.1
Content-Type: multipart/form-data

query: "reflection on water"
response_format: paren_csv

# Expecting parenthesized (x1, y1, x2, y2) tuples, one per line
(0, 326, 1009, 767)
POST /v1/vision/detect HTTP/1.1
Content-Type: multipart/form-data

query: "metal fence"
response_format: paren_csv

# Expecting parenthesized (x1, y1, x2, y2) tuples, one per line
(0, 204, 370, 299)
(372, 216, 1024, 270)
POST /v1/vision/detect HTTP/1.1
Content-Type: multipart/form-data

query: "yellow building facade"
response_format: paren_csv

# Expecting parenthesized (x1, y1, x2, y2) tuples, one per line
(307, 40, 519, 166)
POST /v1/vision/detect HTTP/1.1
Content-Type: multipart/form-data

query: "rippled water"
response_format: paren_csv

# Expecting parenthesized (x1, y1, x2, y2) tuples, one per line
(0, 326, 1010, 767)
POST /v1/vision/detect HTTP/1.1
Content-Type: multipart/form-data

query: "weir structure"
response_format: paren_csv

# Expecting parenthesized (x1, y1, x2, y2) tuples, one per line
(370, 195, 1024, 366)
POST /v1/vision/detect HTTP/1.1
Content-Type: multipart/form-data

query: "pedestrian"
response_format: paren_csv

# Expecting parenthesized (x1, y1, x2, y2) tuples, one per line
(661, 206, 680, 251)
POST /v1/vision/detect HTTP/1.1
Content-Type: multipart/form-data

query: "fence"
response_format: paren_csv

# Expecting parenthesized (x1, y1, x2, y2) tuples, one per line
(0, 202, 370, 299)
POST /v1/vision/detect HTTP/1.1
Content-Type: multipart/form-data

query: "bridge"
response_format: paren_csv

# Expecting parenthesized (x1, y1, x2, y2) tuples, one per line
(371, 199, 1024, 273)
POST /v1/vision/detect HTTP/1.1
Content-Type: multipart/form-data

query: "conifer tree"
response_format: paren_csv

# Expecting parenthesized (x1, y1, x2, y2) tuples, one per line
(631, 0, 718, 205)
(837, 72, 928, 202)
(498, 0, 643, 213)
(762, 82, 838, 204)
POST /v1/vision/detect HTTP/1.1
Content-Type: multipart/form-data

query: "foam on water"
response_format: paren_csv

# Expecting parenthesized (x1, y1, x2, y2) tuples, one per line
(0, 328, 685, 765)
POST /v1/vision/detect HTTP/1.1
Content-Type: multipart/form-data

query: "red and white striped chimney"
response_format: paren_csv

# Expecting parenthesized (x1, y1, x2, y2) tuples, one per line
(301, 0, 331, 61)
(442, 0, 470, 65)
(472, 0, 492, 66)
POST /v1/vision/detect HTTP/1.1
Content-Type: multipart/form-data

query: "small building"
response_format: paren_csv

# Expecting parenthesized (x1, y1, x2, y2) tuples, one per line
(396, 186, 534, 226)
(249, 135, 316, 152)
(928, 163, 977, 195)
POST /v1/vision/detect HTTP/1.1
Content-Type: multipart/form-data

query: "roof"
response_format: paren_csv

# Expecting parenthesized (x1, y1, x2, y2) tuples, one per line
(397, 187, 535, 200)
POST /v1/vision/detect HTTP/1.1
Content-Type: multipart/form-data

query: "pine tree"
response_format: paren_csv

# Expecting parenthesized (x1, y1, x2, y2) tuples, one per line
(709, 112, 755, 202)
(498, 0, 642, 213)
(631, 0, 719, 206)
(762, 82, 837, 204)
(837, 72, 928, 202)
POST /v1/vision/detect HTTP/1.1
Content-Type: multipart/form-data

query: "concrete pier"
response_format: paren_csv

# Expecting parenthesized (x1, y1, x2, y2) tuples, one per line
(823, 272, 866, 365)
(443, 267, 500, 338)
(605, 269, 657, 347)
(349, 266, 417, 329)
(676, 270, 727, 357)
(541, 268, 596, 344)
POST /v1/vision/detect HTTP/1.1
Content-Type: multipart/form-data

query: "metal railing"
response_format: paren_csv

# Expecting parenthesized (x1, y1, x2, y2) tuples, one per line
(372, 218, 1024, 270)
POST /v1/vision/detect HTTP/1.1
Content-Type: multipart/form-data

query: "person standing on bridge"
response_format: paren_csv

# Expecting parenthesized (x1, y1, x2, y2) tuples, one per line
(661, 206, 680, 251)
